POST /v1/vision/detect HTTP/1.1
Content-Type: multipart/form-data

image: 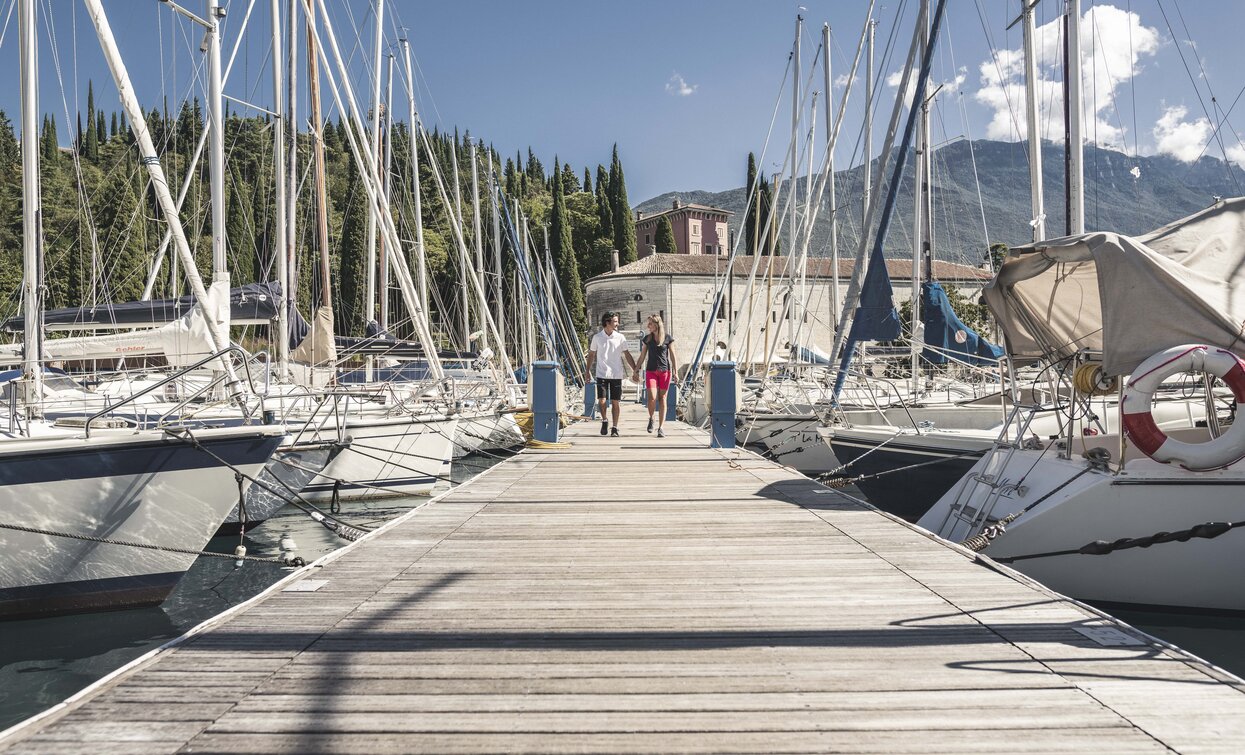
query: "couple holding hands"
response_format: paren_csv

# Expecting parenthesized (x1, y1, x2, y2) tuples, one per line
(585, 312, 677, 438)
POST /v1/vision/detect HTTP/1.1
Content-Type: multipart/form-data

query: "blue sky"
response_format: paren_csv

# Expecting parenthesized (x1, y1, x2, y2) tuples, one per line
(2, 1, 1243, 202)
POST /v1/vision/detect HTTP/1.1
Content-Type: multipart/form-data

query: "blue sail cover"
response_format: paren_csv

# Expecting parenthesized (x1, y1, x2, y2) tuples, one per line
(919, 281, 1003, 366)
(847, 249, 902, 342)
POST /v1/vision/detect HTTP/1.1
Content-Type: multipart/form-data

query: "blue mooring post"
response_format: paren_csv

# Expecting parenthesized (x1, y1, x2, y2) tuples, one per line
(532, 361, 561, 443)
(583, 379, 597, 420)
(665, 382, 678, 421)
(708, 361, 737, 449)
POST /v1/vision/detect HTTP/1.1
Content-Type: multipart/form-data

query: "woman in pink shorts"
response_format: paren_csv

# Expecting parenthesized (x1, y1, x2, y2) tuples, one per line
(633, 314, 678, 438)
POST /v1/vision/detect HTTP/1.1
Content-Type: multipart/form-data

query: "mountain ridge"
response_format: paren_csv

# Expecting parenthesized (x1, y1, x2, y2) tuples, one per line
(634, 139, 1245, 266)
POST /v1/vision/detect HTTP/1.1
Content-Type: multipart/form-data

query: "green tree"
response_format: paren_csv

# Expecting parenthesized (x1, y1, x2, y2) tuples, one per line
(0, 111, 17, 174)
(594, 164, 612, 241)
(744, 152, 758, 255)
(560, 162, 579, 193)
(608, 144, 636, 264)
(655, 216, 677, 255)
(987, 242, 1008, 270)
(83, 81, 99, 160)
(582, 167, 591, 193)
(549, 159, 585, 332)
(96, 112, 107, 148)
(336, 159, 369, 336)
(40, 115, 59, 163)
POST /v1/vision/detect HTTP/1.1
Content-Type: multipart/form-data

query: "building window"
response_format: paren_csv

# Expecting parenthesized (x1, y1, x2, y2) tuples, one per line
(645, 234, 651, 245)
(701, 310, 706, 323)
(716, 300, 726, 320)
(772, 312, 777, 323)
(636, 310, 642, 324)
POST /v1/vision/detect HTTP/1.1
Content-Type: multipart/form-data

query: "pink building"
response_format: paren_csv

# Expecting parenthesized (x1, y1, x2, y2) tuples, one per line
(635, 199, 734, 258)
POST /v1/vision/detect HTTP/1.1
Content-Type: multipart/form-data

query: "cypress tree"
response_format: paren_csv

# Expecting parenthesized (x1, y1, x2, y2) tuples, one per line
(0, 112, 17, 174)
(84, 81, 99, 159)
(560, 162, 579, 193)
(549, 159, 586, 332)
(608, 144, 636, 264)
(110, 112, 118, 138)
(225, 182, 253, 283)
(76, 112, 84, 156)
(744, 152, 758, 255)
(582, 167, 591, 193)
(655, 216, 677, 255)
(96, 112, 106, 147)
(41, 115, 59, 163)
(594, 165, 612, 242)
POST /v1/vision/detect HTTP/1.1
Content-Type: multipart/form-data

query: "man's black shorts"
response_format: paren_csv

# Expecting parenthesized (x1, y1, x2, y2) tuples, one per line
(596, 378, 623, 402)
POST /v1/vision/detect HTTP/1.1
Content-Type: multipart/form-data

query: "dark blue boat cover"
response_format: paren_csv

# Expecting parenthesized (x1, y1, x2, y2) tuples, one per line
(920, 281, 1003, 366)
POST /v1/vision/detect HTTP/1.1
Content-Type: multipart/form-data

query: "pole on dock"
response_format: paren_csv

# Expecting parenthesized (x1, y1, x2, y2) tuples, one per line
(708, 361, 738, 449)
(583, 380, 597, 420)
(666, 383, 678, 422)
(532, 360, 562, 443)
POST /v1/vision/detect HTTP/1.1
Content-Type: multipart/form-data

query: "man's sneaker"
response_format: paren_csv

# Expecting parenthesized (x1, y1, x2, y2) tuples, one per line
(657, 427, 666, 438)
(610, 427, 620, 437)
(600, 420, 609, 436)
(647, 417, 655, 433)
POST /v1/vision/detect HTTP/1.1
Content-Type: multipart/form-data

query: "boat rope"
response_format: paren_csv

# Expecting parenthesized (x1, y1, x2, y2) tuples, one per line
(959, 466, 1096, 552)
(815, 429, 907, 480)
(165, 429, 372, 542)
(993, 520, 1242, 564)
(525, 438, 572, 449)
(0, 520, 306, 567)
(821, 449, 983, 488)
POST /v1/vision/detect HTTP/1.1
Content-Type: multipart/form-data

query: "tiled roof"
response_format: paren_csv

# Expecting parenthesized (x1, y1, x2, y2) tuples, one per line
(588, 253, 993, 282)
(635, 203, 735, 224)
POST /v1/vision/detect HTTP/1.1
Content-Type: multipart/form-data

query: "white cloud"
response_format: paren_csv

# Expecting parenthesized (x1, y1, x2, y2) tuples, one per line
(665, 72, 697, 97)
(887, 66, 966, 108)
(972, 4, 1159, 149)
(1153, 105, 1211, 162)
(833, 73, 857, 89)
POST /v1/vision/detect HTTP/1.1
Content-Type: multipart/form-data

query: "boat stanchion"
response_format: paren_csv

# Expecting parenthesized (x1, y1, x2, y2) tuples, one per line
(709, 361, 738, 449)
(532, 361, 562, 444)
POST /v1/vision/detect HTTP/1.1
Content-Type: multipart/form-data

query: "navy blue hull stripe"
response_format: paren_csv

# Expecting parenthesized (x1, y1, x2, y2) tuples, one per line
(0, 571, 183, 620)
(0, 434, 283, 485)
(302, 475, 436, 493)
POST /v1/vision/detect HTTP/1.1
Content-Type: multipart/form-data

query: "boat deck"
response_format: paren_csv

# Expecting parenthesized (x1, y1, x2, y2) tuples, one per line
(4, 416, 1245, 753)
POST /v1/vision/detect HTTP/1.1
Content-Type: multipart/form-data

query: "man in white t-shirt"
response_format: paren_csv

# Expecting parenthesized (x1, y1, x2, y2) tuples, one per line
(585, 311, 636, 436)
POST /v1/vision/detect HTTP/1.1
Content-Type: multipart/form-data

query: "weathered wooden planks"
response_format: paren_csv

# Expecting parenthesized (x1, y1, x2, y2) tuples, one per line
(3, 416, 1245, 753)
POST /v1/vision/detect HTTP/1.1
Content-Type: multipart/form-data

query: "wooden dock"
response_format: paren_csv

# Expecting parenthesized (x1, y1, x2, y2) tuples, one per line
(4, 415, 1245, 753)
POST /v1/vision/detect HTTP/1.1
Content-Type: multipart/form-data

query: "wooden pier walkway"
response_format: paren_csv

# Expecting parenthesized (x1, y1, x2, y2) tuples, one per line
(5, 415, 1245, 753)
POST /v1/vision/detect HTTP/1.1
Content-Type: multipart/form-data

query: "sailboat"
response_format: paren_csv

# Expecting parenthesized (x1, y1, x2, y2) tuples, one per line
(919, 198, 1245, 612)
(0, 0, 287, 620)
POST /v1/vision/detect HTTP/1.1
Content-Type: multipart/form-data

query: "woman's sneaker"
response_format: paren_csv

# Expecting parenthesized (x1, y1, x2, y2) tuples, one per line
(657, 427, 666, 438)
(600, 420, 609, 436)
(647, 417, 654, 433)
(610, 427, 620, 437)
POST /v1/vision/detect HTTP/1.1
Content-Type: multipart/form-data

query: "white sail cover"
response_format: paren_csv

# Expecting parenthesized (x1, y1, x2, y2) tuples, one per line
(0, 281, 230, 367)
(984, 198, 1245, 376)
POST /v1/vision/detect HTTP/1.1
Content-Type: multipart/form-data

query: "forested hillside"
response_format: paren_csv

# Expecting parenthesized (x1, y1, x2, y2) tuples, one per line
(0, 83, 635, 341)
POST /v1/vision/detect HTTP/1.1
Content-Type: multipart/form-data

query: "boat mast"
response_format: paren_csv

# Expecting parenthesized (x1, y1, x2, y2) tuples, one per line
(1022, 0, 1046, 242)
(787, 15, 801, 350)
(206, 0, 227, 284)
(380, 52, 395, 332)
(470, 141, 487, 348)
(863, 17, 876, 224)
(1064, 0, 1084, 234)
(910, 14, 931, 398)
(489, 162, 505, 354)
(83, 0, 235, 375)
(19, 0, 42, 406)
(271, 0, 289, 377)
(365, 0, 384, 331)
(400, 39, 428, 317)
(450, 141, 470, 350)
(823, 23, 838, 343)
(307, 0, 331, 311)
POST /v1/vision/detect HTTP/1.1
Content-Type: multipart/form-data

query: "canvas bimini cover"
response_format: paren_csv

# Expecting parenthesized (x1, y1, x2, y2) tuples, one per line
(984, 198, 1245, 377)
(920, 282, 1003, 366)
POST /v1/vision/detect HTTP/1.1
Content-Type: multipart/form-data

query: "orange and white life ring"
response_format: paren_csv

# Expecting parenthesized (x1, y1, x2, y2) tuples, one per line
(1121, 344, 1245, 471)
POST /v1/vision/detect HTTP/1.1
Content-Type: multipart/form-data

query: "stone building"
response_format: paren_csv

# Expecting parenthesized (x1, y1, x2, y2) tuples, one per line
(584, 254, 992, 367)
(635, 200, 733, 257)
